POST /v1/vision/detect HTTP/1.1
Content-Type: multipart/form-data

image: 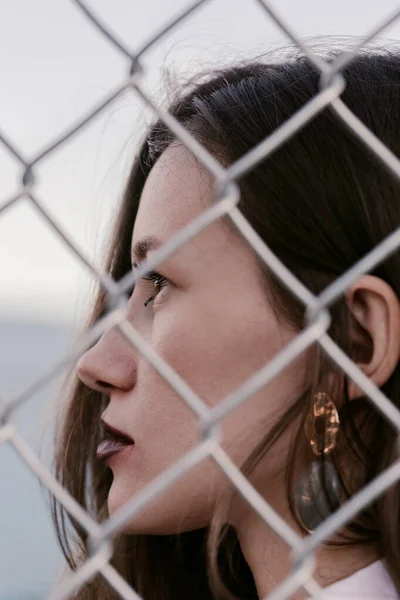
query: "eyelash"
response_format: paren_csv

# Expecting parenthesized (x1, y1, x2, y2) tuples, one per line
(142, 271, 169, 307)
(131, 262, 169, 307)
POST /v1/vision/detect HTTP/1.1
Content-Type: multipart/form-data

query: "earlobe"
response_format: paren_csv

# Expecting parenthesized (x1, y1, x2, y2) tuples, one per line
(345, 275, 400, 400)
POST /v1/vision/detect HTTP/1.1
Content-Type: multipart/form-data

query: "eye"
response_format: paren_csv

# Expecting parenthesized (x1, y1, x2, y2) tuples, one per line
(142, 271, 169, 307)
(131, 262, 169, 307)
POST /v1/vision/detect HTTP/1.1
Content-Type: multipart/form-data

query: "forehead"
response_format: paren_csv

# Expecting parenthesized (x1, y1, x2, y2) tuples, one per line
(131, 142, 266, 300)
(131, 143, 219, 261)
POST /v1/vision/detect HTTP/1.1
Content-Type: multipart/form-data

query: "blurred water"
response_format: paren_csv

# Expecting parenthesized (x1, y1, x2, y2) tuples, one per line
(0, 320, 74, 599)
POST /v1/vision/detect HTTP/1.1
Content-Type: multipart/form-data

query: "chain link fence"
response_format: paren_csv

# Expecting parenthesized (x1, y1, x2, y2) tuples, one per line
(2, 1, 400, 599)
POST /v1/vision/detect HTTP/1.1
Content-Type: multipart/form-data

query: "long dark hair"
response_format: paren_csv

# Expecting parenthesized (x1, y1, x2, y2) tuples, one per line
(52, 43, 400, 599)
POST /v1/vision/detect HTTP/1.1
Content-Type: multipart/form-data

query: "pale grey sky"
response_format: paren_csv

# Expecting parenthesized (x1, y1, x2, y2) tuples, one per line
(2, 0, 400, 324)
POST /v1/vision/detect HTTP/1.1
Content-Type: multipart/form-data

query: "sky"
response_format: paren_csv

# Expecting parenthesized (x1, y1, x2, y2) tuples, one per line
(2, 0, 400, 325)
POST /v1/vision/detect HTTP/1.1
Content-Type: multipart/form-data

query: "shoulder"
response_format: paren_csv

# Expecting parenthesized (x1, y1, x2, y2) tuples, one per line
(322, 559, 398, 598)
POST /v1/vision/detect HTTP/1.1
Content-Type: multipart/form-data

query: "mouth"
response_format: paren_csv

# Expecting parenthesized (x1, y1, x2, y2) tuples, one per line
(96, 418, 135, 462)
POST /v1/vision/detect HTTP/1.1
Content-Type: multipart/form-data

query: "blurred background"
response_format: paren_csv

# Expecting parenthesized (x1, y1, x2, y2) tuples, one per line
(2, 0, 400, 597)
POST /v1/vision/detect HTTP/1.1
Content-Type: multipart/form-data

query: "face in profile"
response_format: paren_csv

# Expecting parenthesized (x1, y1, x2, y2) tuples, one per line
(77, 142, 308, 535)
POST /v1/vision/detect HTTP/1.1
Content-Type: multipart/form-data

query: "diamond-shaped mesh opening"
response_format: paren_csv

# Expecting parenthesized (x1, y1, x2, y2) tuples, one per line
(0, 198, 100, 327)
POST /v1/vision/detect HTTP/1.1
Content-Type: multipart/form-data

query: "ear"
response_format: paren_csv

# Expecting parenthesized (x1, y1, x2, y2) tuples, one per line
(345, 275, 400, 400)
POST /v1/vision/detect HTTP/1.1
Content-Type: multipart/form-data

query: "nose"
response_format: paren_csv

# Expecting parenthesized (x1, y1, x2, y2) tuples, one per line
(77, 326, 137, 393)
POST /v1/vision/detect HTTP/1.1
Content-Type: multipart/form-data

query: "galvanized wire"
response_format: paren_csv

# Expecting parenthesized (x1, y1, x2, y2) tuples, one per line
(1, 1, 400, 599)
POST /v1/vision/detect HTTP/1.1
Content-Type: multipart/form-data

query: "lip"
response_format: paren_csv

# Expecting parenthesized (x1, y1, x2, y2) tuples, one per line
(97, 417, 135, 462)
(96, 438, 134, 462)
(100, 418, 134, 443)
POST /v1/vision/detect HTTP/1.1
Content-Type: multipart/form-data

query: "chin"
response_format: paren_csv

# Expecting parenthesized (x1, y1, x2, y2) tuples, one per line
(106, 483, 173, 535)
(105, 462, 214, 535)
(107, 482, 140, 523)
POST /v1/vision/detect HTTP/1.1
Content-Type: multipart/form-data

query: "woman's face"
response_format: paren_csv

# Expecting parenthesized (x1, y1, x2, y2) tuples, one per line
(77, 143, 308, 534)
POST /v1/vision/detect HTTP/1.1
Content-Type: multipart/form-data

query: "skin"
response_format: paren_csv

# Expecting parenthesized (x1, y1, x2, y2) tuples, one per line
(77, 142, 400, 598)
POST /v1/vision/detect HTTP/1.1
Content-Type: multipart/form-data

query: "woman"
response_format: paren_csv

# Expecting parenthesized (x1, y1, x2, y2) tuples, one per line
(52, 45, 400, 599)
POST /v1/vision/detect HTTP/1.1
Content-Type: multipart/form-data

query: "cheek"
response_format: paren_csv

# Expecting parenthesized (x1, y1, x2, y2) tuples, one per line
(153, 297, 292, 406)
(151, 298, 306, 464)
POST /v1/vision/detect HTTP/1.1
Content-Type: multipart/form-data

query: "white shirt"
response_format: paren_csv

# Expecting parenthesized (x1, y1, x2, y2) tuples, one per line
(322, 559, 398, 598)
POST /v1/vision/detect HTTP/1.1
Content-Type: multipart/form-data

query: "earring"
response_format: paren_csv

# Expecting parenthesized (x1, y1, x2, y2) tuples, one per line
(294, 392, 342, 532)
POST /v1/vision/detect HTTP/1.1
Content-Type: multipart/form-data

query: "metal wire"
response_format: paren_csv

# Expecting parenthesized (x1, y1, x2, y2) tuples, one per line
(2, 1, 400, 599)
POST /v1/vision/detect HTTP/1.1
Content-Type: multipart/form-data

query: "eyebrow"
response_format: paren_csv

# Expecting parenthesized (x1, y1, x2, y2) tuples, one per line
(131, 235, 162, 263)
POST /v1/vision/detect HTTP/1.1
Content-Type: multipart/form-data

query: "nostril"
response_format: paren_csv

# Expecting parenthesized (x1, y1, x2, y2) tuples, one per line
(96, 380, 113, 390)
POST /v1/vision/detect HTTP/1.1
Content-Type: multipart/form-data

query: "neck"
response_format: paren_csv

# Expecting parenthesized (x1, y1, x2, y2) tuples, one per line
(233, 496, 380, 599)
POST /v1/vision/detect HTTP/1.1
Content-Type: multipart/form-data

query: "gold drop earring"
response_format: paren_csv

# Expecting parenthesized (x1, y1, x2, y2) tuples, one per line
(294, 392, 342, 532)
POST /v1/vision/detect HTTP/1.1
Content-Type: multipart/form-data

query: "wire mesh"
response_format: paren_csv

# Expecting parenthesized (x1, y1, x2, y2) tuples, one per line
(2, 1, 400, 599)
